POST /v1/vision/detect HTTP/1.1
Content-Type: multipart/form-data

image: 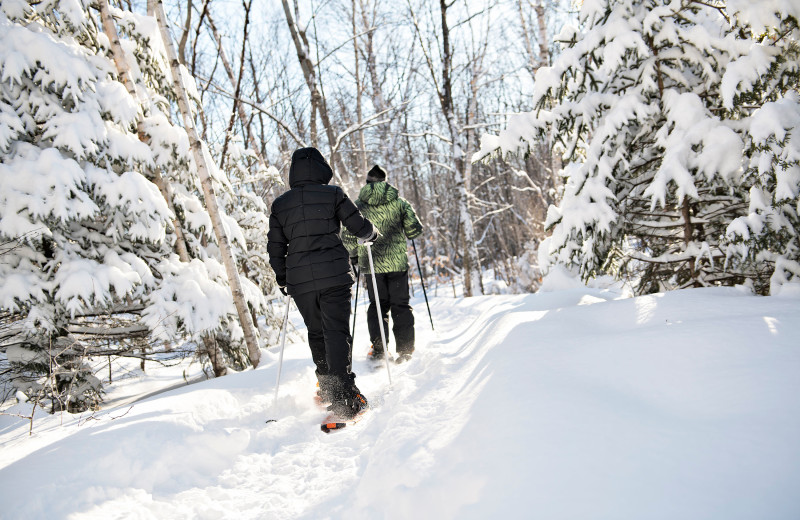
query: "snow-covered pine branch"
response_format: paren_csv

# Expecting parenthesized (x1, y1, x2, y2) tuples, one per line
(474, 0, 800, 295)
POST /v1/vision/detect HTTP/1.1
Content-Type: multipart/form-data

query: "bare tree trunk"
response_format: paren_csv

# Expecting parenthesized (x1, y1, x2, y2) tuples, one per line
(280, 0, 348, 182)
(438, 0, 481, 297)
(177, 0, 193, 64)
(359, 0, 402, 177)
(534, 0, 550, 68)
(682, 199, 698, 285)
(206, 8, 272, 185)
(202, 336, 227, 377)
(216, 0, 252, 172)
(151, 0, 261, 368)
(190, 0, 210, 77)
(352, 0, 367, 174)
(462, 75, 483, 295)
(518, 0, 560, 207)
(361, 0, 387, 115)
(517, 0, 538, 78)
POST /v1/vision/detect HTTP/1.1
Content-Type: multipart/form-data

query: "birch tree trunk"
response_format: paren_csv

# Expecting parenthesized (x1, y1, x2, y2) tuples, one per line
(98, 0, 229, 375)
(98, 0, 191, 263)
(150, 0, 261, 368)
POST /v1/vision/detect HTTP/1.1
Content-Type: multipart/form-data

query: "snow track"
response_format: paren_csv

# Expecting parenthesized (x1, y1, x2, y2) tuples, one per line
(1, 287, 799, 519)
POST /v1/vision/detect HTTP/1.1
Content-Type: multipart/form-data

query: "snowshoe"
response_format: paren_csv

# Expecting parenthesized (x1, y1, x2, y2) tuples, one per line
(320, 391, 368, 433)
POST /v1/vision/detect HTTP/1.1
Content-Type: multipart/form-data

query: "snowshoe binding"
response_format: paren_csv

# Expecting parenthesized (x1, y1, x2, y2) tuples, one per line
(367, 344, 384, 362)
(367, 344, 393, 366)
(321, 390, 368, 433)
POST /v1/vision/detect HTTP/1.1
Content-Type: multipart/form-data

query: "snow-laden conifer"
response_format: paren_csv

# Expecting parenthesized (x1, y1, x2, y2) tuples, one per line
(475, 0, 800, 295)
(1, 0, 167, 410)
(722, 1, 800, 294)
(98, 5, 271, 371)
(0, 0, 271, 410)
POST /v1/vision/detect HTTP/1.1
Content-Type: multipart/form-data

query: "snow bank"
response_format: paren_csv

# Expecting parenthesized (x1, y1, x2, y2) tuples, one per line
(1, 288, 798, 519)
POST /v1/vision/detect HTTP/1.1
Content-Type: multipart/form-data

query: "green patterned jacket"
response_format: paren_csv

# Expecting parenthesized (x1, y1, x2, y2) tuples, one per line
(342, 182, 423, 274)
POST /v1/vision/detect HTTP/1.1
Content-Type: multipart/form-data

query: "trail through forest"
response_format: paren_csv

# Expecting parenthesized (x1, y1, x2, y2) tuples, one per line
(1, 282, 798, 520)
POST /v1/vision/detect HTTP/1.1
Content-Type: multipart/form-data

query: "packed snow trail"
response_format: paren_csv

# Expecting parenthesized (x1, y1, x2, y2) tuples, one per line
(1, 285, 799, 519)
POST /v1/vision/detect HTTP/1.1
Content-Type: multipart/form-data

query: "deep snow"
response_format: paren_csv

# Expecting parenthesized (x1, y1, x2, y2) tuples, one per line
(1, 282, 799, 520)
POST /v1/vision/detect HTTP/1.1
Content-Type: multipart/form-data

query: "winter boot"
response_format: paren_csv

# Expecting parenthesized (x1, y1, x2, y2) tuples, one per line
(367, 344, 385, 361)
(395, 352, 412, 364)
(327, 380, 369, 420)
(315, 374, 336, 405)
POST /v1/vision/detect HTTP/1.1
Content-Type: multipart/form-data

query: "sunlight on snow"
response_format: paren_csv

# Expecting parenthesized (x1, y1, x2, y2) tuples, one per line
(763, 316, 780, 335)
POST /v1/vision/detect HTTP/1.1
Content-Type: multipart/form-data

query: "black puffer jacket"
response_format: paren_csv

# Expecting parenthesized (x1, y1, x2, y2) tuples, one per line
(267, 148, 374, 295)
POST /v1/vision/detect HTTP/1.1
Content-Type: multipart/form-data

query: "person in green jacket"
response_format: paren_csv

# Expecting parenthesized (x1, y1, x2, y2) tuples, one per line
(342, 165, 423, 364)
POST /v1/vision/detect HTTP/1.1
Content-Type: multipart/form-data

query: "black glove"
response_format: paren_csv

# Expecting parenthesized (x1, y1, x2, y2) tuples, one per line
(350, 256, 359, 272)
(278, 285, 288, 296)
(358, 228, 380, 245)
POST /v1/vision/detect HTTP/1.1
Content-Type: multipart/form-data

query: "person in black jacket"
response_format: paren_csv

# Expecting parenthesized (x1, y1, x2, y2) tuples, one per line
(267, 147, 377, 420)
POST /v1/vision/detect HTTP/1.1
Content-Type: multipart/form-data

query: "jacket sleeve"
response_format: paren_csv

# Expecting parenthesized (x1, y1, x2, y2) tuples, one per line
(341, 226, 358, 258)
(266, 210, 288, 286)
(335, 188, 375, 242)
(402, 199, 423, 240)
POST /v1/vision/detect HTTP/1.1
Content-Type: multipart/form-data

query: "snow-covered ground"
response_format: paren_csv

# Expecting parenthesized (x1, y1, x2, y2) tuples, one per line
(1, 280, 799, 520)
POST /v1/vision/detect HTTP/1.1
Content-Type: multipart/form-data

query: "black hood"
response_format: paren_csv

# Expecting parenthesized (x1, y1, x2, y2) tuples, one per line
(289, 147, 333, 188)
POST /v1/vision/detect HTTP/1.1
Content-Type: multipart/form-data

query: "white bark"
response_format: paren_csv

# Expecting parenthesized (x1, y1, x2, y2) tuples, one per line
(99, 1, 228, 376)
(150, 0, 261, 368)
(97, 0, 191, 264)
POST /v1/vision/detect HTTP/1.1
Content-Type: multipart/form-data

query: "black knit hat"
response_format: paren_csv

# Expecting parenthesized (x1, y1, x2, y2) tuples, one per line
(366, 165, 386, 183)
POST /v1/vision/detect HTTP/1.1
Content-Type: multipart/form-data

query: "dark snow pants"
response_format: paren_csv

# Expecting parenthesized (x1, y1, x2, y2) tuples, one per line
(292, 284, 356, 390)
(365, 270, 415, 356)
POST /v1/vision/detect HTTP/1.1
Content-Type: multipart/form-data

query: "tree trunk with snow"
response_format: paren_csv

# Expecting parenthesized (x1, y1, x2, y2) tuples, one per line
(99, 0, 228, 376)
(150, 0, 261, 368)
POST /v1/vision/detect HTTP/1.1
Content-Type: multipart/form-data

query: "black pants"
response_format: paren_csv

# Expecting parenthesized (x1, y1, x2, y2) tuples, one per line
(293, 284, 355, 388)
(365, 270, 415, 355)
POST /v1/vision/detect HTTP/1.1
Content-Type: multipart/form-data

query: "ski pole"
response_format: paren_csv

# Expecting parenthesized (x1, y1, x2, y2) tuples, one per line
(365, 242, 392, 386)
(273, 293, 292, 405)
(412, 239, 434, 330)
(351, 266, 360, 338)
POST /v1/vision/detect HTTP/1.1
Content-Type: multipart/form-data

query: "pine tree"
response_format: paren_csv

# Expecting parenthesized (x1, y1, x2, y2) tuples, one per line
(722, 2, 800, 294)
(0, 0, 272, 409)
(475, 0, 800, 295)
(1, 0, 170, 410)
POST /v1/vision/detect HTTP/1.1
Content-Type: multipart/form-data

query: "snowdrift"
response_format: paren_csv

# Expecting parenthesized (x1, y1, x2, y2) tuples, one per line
(1, 285, 799, 519)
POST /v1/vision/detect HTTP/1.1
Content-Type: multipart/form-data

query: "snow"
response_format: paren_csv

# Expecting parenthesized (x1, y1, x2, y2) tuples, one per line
(5, 344, 44, 365)
(1, 281, 799, 519)
(727, 0, 800, 36)
(0, 144, 98, 236)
